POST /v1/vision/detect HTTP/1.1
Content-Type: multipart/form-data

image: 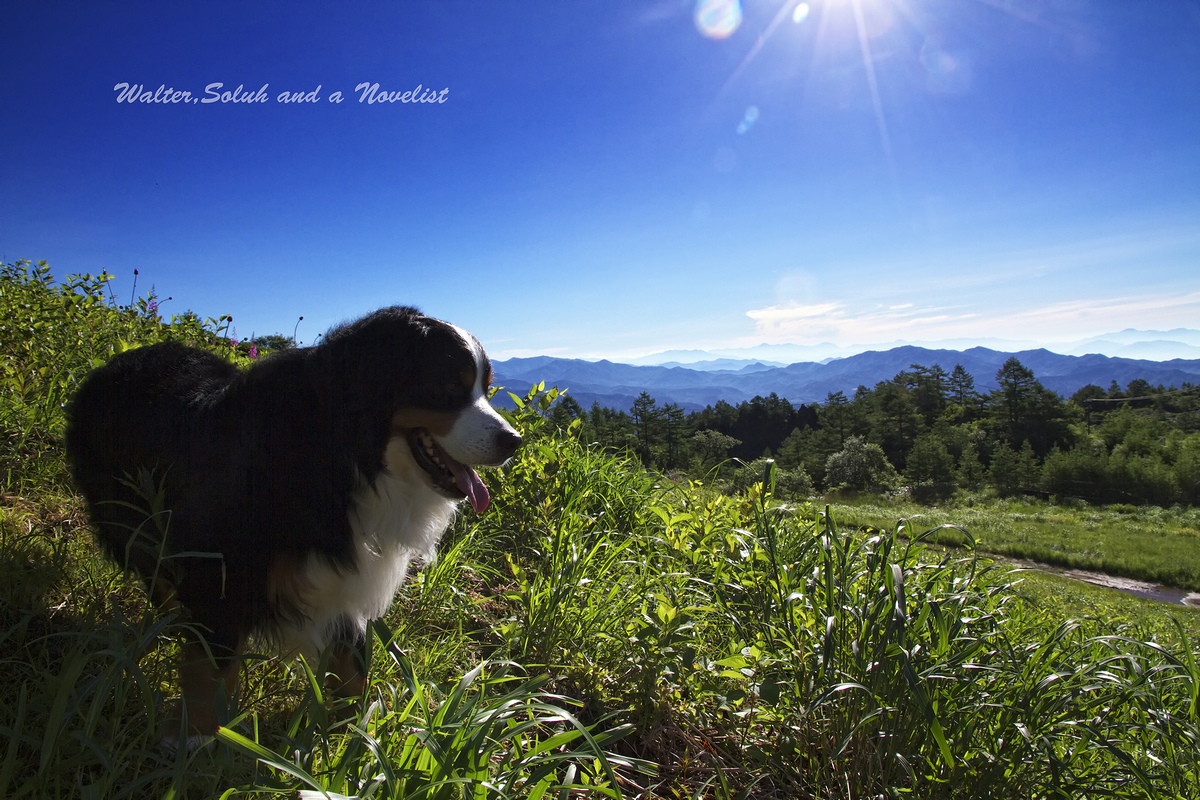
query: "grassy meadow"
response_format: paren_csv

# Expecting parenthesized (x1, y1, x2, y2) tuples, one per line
(832, 495, 1200, 591)
(4, 261, 1200, 798)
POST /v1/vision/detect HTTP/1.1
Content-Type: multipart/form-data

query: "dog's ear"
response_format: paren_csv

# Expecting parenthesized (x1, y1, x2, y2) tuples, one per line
(325, 309, 426, 397)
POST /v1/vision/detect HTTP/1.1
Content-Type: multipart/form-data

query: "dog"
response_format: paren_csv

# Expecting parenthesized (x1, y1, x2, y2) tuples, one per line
(65, 306, 521, 743)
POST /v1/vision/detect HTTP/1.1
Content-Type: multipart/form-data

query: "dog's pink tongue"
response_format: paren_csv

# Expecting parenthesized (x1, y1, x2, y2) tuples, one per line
(451, 464, 490, 514)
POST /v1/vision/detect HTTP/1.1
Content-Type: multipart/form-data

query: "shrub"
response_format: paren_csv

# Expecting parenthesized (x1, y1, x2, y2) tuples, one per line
(825, 435, 900, 492)
(727, 457, 813, 499)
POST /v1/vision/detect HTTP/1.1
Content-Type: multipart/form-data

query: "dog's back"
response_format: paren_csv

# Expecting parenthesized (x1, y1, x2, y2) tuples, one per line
(66, 341, 238, 579)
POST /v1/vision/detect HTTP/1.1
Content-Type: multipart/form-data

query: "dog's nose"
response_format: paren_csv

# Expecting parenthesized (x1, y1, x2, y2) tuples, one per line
(496, 429, 522, 455)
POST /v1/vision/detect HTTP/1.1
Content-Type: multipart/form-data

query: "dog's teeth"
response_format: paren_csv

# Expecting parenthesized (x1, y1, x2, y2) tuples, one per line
(410, 429, 457, 483)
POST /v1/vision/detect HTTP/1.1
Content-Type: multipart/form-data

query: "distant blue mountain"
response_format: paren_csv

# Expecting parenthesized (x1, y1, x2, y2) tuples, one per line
(657, 359, 785, 372)
(494, 347, 1200, 412)
(624, 329, 1200, 366)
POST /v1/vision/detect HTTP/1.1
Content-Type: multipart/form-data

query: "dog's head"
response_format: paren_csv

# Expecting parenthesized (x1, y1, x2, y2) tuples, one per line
(326, 307, 522, 512)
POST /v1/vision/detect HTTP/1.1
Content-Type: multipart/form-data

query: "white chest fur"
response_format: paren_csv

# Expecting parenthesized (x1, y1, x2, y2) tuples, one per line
(281, 437, 458, 659)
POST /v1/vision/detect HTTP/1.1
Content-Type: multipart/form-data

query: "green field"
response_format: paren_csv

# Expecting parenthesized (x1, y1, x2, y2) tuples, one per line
(831, 495, 1200, 591)
(4, 262, 1200, 798)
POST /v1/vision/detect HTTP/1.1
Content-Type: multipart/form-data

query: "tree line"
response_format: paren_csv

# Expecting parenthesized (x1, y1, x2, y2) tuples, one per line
(541, 357, 1200, 507)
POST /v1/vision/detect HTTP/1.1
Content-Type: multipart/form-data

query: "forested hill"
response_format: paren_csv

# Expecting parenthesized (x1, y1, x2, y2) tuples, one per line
(494, 346, 1200, 411)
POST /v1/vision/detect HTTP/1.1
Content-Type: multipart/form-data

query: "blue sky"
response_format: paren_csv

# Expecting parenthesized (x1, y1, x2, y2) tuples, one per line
(3, 1, 1198, 361)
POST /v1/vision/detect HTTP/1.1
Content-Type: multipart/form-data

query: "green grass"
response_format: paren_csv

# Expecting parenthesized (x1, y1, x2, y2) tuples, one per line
(1009, 569, 1200, 641)
(830, 495, 1200, 590)
(4, 262, 1200, 798)
(7, 434, 1200, 797)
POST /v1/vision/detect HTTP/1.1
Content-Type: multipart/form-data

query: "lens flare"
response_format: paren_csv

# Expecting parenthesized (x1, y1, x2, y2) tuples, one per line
(695, 0, 743, 40)
(737, 105, 760, 135)
(920, 41, 972, 94)
(792, 2, 810, 24)
(712, 147, 738, 173)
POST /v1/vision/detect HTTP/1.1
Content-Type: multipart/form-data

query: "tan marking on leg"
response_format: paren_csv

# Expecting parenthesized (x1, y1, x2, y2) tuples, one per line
(266, 553, 313, 621)
(177, 639, 241, 735)
(324, 639, 368, 725)
(150, 578, 181, 612)
(326, 639, 368, 699)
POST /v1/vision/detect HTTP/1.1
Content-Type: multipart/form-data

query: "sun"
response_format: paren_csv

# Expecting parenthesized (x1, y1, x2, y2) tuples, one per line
(698, 0, 906, 175)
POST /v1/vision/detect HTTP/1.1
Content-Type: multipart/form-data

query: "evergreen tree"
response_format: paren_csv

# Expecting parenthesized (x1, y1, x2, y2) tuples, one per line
(907, 364, 949, 426)
(987, 445, 1021, 496)
(545, 394, 583, 433)
(870, 377, 921, 468)
(987, 441, 1041, 496)
(987, 357, 1074, 457)
(947, 364, 979, 408)
(955, 439, 986, 490)
(1070, 384, 1107, 405)
(661, 402, 689, 470)
(905, 433, 955, 488)
(778, 424, 838, 488)
(822, 390, 851, 446)
(252, 333, 295, 353)
(1016, 440, 1042, 491)
(1126, 378, 1154, 398)
(585, 402, 635, 453)
(691, 394, 817, 460)
(1173, 433, 1200, 504)
(630, 392, 662, 467)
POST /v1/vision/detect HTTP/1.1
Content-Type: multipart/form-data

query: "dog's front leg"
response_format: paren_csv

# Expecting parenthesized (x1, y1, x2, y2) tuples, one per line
(325, 630, 369, 699)
(165, 636, 242, 747)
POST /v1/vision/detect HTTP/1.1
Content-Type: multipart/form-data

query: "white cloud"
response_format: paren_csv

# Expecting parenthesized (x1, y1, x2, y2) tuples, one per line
(742, 299, 972, 344)
(742, 290, 1200, 348)
(745, 301, 846, 324)
(991, 292, 1200, 339)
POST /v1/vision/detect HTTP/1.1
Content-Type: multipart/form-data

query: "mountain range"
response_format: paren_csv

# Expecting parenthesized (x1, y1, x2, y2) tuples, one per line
(495, 339, 1200, 412)
(622, 329, 1200, 369)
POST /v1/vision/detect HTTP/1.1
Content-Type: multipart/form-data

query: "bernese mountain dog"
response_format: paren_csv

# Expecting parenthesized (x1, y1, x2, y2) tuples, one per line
(65, 306, 521, 744)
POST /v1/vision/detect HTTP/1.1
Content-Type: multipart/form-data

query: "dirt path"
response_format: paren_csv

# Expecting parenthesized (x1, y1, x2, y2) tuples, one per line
(1009, 560, 1200, 607)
